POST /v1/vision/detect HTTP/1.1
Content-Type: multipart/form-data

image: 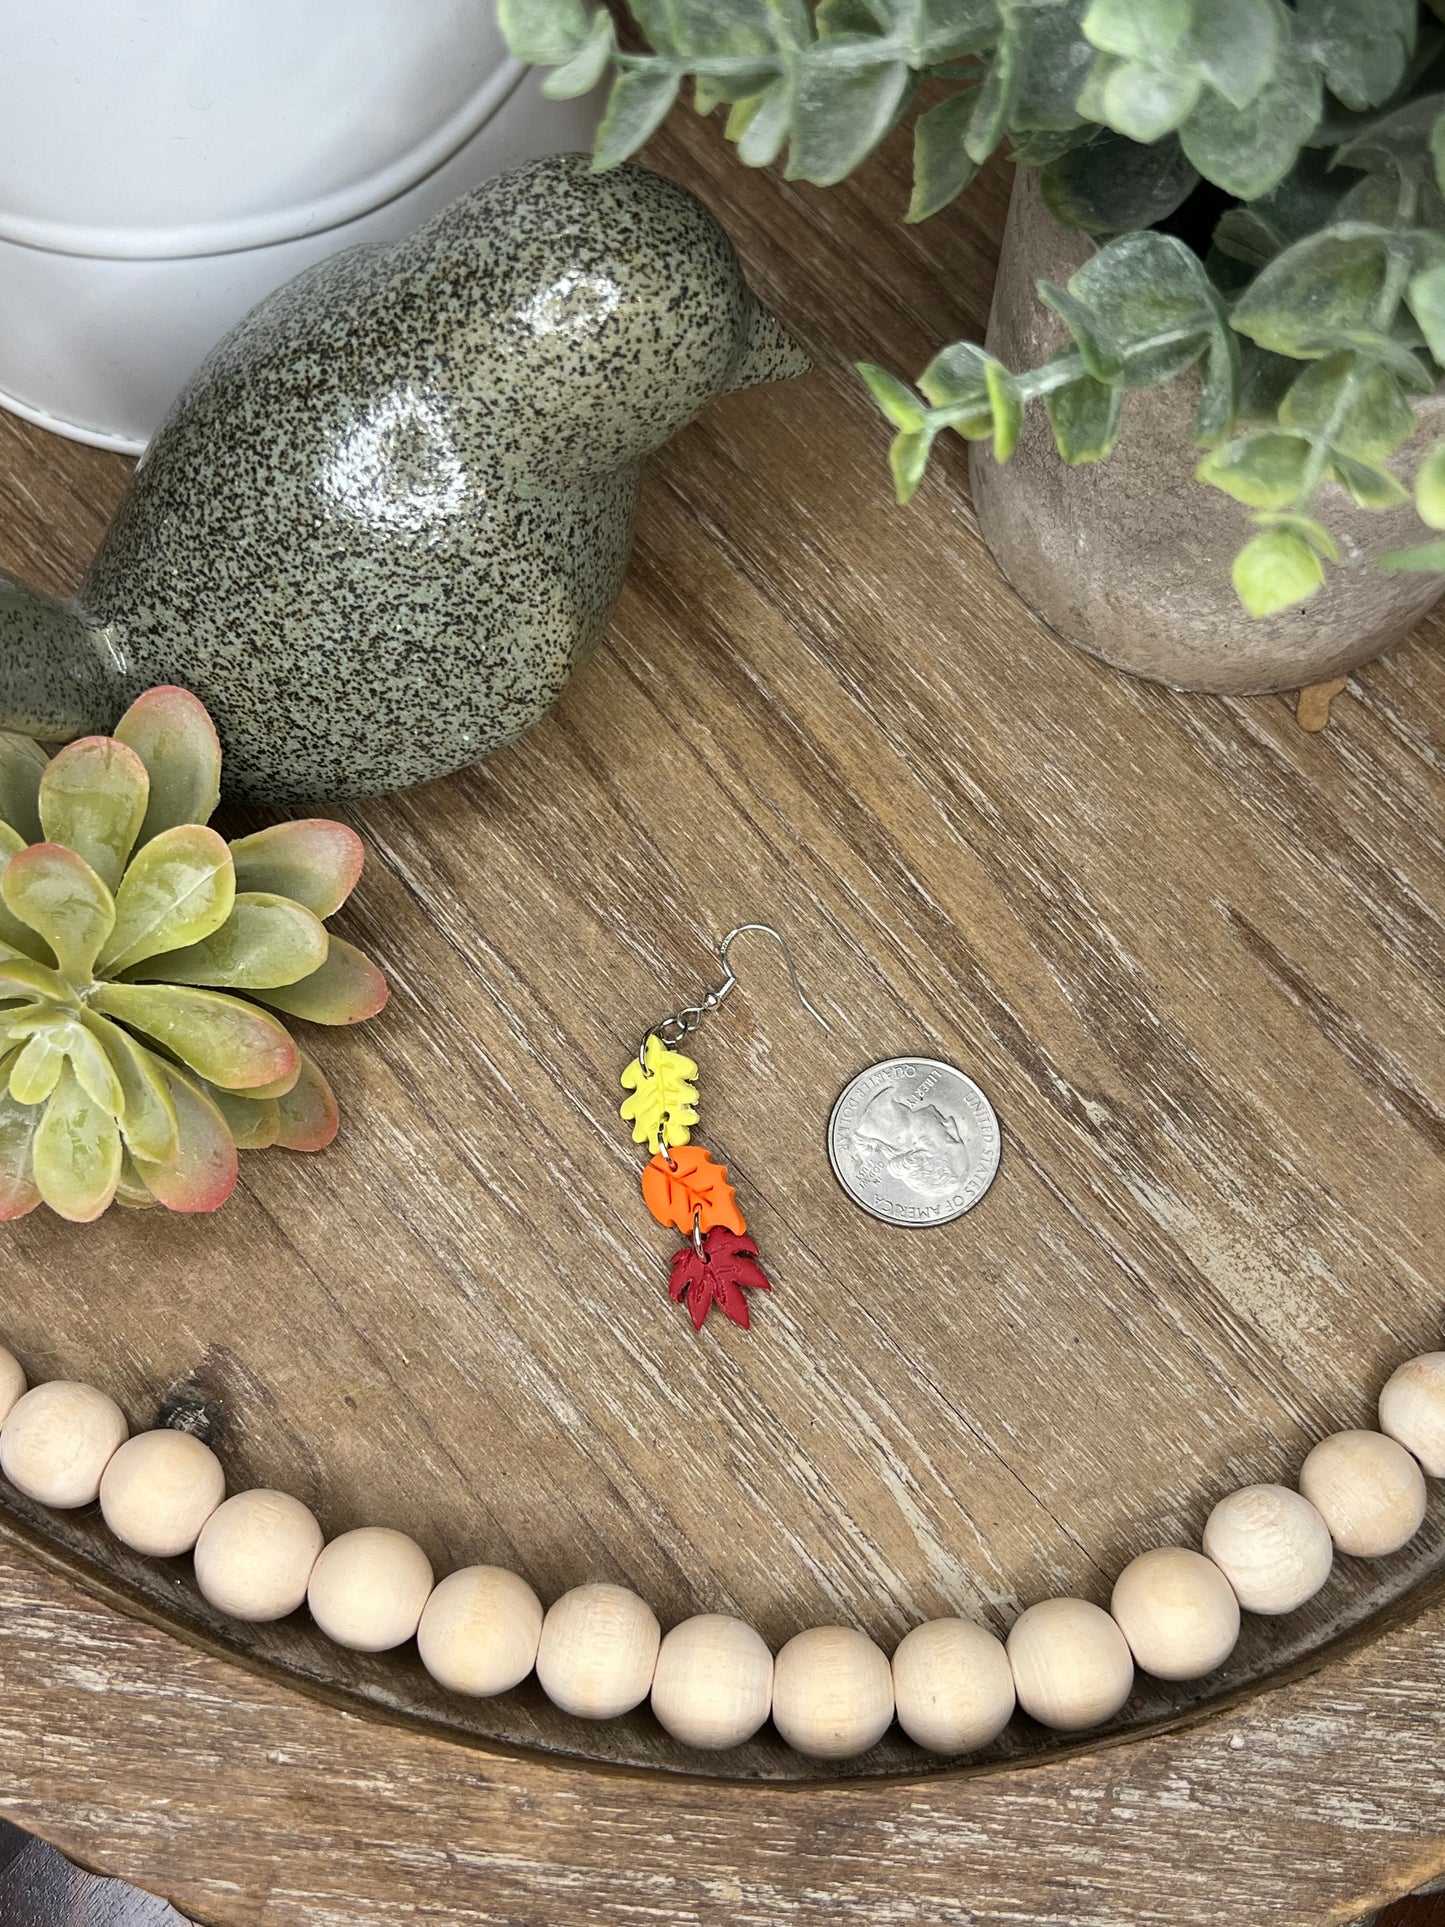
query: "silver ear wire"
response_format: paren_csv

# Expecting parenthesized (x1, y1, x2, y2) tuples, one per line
(638, 921, 830, 1069)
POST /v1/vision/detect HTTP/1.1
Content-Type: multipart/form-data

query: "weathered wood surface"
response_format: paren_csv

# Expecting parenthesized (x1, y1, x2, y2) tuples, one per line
(0, 101, 1442, 1923)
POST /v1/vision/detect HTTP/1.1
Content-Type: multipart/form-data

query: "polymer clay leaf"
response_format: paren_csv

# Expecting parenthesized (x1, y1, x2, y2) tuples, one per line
(1, 842, 116, 982)
(668, 1227, 773, 1331)
(619, 1034, 700, 1148)
(204, 1084, 282, 1150)
(90, 981, 300, 1091)
(127, 892, 329, 991)
(97, 824, 235, 975)
(273, 1053, 340, 1152)
(32, 1063, 122, 1222)
(38, 736, 150, 892)
(252, 936, 389, 1025)
(641, 1144, 747, 1237)
(80, 1013, 179, 1164)
(130, 1067, 238, 1213)
(0, 731, 47, 845)
(113, 685, 222, 842)
(229, 819, 365, 919)
(0, 1061, 41, 1219)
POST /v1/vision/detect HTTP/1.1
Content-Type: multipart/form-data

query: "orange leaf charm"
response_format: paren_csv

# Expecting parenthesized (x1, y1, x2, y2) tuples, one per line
(641, 1144, 747, 1237)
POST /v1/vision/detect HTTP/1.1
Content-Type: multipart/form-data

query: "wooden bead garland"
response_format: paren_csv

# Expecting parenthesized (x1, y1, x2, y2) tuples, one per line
(891, 1617, 1015, 1754)
(1378, 1353, 1445, 1479)
(418, 1566, 544, 1698)
(1109, 1548, 1240, 1681)
(0, 1336, 1437, 1761)
(771, 1626, 894, 1759)
(1298, 1429, 1427, 1558)
(650, 1613, 774, 1750)
(194, 1490, 325, 1622)
(99, 1429, 226, 1558)
(1006, 1597, 1134, 1731)
(0, 1346, 24, 1427)
(536, 1582, 661, 1720)
(307, 1527, 435, 1653)
(0, 1380, 128, 1509)
(1201, 1483, 1333, 1615)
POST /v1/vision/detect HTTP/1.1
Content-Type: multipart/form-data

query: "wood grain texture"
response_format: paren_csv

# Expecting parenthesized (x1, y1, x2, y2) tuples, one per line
(0, 103, 1442, 1922)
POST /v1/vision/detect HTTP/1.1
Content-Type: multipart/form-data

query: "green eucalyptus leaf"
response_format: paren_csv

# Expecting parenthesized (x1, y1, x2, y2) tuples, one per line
(1294, 0, 1416, 114)
(731, 78, 793, 165)
(1037, 280, 1124, 380)
(1378, 536, 1445, 569)
(1407, 261, 1445, 362)
(983, 359, 1023, 460)
(1015, 3, 1097, 131)
(1196, 430, 1313, 508)
(907, 0, 1001, 64)
(250, 935, 390, 1028)
(0, 1066, 41, 1219)
(37, 736, 150, 893)
(1100, 59, 1201, 143)
(112, 686, 222, 843)
(909, 89, 983, 220)
(1045, 371, 1123, 462)
(1258, 511, 1341, 560)
(1233, 224, 1394, 357)
(1433, 106, 1445, 198)
(1082, 0, 1189, 65)
(1065, 230, 1218, 386)
(1415, 441, 1445, 526)
(98, 825, 235, 976)
(918, 339, 992, 409)
(1193, 327, 1242, 446)
(1231, 526, 1326, 615)
(592, 62, 681, 168)
(1, 842, 116, 982)
(90, 981, 300, 1092)
(789, 46, 912, 183)
(1179, 36, 1323, 200)
(1329, 452, 1409, 507)
(541, 10, 616, 97)
(496, 0, 591, 64)
(889, 428, 931, 502)
(966, 15, 1028, 162)
(80, 1012, 179, 1165)
(857, 362, 926, 430)
(1042, 132, 1198, 234)
(1189, 0, 1284, 111)
(0, 733, 47, 845)
(1278, 353, 1416, 460)
(126, 892, 329, 992)
(32, 1063, 122, 1222)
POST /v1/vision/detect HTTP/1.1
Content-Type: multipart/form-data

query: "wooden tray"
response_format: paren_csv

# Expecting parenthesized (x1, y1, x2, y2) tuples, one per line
(1, 113, 1443, 1925)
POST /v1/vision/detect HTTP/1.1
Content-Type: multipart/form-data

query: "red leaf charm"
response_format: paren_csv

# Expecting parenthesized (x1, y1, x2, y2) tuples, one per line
(668, 1227, 773, 1332)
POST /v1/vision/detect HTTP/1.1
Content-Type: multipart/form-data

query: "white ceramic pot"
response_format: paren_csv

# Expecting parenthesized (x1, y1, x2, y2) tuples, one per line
(0, 0, 602, 453)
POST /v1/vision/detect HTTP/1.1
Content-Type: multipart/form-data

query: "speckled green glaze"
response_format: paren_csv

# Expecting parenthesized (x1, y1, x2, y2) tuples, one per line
(0, 154, 808, 804)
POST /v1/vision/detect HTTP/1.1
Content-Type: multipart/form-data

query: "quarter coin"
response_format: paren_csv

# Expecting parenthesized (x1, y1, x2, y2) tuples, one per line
(827, 1056, 1001, 1228)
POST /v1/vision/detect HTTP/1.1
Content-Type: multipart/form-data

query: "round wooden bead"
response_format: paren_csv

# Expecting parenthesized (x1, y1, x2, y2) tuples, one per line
(1006, 1598, 1133, 1731)
(307, 1526, 434, 1652)
(1299, 1429, 1426, 1558)
(1379, 1352, 1445, 1478)
(418, 1566, 544, 1698)
(194, 1489, 324, 1622)
(651, 1613, 774, 1750)
(891, 1617, 1015, 1755)
(0, 1380, 127, 1508)
(99, 1429, 226, 1557)
(771, 1626, 894, 1760)
(1202, 1483, 1333, 1614)
(0, 1346, 26, 1427)
(1109, 1547, 1241, 1681)
(536, 1582, 660, 1720)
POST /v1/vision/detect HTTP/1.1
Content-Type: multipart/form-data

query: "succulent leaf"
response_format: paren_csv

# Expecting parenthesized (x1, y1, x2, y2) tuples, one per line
(0, 734, 47, 845)
(89, 981, 300, 1092)
(115, 1153, 158, 1209)
(205, 1084, 283, 1150)
(81, 1013, 179, 1164)
(32, 1063, 123, 1222)
(0, 956, 75, 1007)
(9, 1031, 65, 1106)
(253, 936, 390, 1026)
(38, 737, 150, 892)
(97, 825, 235, 976)
(0, 823, 51, 964)
(130, 1067, 238, 1214)
(113, 685, 222, 844)
(0, 1062, 41, 1219)
(228, 819, 365, 918)
(127, 891, 329, 992)
(243, 1060, 304, 1101)
(2, 843, 116, 982)
(274, 1053, 340, 1153)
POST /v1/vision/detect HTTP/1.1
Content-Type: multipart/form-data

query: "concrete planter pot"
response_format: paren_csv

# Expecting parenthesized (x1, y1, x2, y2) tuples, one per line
(968, 172, 1445, 695)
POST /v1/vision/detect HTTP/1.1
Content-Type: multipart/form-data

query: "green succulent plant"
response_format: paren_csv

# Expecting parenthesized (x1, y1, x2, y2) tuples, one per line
(501, 0, 1445, 615)
(0, 687, 388, 1225)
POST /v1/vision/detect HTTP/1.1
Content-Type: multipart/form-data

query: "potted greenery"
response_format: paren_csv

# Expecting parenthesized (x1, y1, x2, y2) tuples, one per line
(499, 0, 1445, 694)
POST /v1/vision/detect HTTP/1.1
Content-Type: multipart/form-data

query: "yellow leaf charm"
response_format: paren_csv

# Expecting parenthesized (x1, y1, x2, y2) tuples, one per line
(620, 1034, 700, 1149)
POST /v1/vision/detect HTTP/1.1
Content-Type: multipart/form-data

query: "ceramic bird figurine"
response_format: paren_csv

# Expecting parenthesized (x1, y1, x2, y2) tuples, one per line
(0, 154, 807, 804)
